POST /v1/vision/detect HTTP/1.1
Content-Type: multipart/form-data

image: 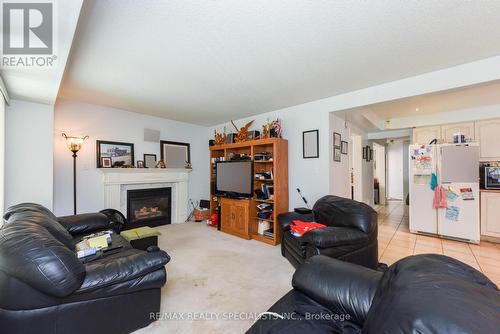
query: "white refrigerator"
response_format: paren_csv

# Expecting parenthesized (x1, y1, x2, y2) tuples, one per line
(409, 143, 480, 243)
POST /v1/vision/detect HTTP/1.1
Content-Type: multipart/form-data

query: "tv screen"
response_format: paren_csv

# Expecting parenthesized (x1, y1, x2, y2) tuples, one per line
(215, 161, 253, 197)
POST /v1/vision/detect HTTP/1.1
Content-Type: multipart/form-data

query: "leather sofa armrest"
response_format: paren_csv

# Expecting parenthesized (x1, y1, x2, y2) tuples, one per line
(58, 213, 111, 236)
(292, 255, 382, 325)
(301, 226, 368, 248)
(278, 212, 314, 232)
(77, 250, 171, 293)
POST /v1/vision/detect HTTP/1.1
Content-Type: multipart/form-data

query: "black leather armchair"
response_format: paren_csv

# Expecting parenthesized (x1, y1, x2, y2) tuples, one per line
(0, 203, 170, 334)
(247, 254, 500, 333)
(279, 195, 378, 269)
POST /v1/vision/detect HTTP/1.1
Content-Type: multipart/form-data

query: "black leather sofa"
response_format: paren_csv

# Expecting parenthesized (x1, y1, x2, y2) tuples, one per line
(247, 254, 500, 333)
(279, 196, 378, 269)
(0, 203, 170, 334)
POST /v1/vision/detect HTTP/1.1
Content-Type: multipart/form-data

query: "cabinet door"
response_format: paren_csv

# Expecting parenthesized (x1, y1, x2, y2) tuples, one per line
(481, 192, 500, 238)
(475, 119, 500, 161)
(220, 201, 233, 232)
(413, 126, 441, 145)
(441, 122, 475, 143)
(233, 203, 249, 236)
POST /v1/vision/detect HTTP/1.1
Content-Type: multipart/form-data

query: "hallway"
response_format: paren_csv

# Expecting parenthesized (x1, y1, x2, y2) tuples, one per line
(376, 200, 500, 286)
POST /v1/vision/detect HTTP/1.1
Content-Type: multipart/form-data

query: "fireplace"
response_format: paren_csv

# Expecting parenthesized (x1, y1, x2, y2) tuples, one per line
(126, 187, 172, 229)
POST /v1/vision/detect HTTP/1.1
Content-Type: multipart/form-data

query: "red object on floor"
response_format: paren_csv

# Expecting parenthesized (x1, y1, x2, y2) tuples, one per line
(210, 212, 218, 226)
(291, 220, 326, 236)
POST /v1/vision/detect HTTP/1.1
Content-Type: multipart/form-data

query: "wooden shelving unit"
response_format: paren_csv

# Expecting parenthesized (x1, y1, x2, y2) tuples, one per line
(209, 138, 288, 245)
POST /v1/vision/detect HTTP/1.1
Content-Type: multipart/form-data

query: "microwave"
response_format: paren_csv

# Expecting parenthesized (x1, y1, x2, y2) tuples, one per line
(484, 167, 500, 189)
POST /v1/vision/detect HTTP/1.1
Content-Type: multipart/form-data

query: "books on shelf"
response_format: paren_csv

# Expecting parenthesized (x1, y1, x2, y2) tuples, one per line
(263, 228, 274, 239)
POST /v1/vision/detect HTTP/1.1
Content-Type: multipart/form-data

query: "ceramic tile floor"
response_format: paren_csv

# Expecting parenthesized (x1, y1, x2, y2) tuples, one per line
(376, 200, 500, 286)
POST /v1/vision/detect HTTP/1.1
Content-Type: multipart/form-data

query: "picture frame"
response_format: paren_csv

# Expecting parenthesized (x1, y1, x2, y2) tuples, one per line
(369, 148, 373, 161)
(303, 130, 319, 159)
(143, 153, 157, 168)
(96, 140, 134, 168)
(136, 160, 144, 168)
(160, 141, 191, 168)
(341, 141, 348, 154)
(362, 146, 367, 159)
(334, 146, 341, 162)
(333, 132, 341, 147)
(101, 157, 112, 168)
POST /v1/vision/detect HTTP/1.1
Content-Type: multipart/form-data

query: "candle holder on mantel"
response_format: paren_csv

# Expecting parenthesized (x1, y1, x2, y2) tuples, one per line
(62, 133, 89, 215)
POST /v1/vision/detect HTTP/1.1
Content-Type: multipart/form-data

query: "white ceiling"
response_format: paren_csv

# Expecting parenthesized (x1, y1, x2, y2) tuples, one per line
(341, 80, 500, 132)
(370, 80, 500, 118)
(1, 0, 83, 105)
(57, 0, 500, 125)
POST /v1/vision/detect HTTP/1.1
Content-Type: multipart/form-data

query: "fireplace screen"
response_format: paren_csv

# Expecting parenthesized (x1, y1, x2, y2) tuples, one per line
(126, 187, 172, 228)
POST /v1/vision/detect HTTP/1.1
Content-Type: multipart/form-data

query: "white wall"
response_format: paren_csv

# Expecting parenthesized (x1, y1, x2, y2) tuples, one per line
(361, 140, 374, 205)
(5, 99, 54, 209)
(387, 140, 404, 200)
(329, 113, 351, 198)
(402, 140, 410, 200)
(53, 100, 209, 216)
(373, 142, 386, 205)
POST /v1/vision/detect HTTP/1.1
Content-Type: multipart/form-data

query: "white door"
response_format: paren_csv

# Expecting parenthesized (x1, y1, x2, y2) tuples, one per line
(437, 183, 480, 243)
(409, 145, 437, 234)
(413, 126, 441, 145)
(441, 122, 475, 143)
(475, 119, 500, 161)
(480, 192, 500, 238)
(387, 141, 403, 200)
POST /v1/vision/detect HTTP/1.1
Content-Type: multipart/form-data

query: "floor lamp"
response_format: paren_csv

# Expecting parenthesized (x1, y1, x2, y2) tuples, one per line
(62, 133, 88, 215)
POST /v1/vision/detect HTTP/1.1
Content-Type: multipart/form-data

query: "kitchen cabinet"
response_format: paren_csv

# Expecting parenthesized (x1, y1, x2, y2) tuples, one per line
(475, 119, 500, 161)
(220, 197, 250, 239)
(412, 126, 441, 145)
(441, 122, 475, 143)
(480, 191, 500, 239)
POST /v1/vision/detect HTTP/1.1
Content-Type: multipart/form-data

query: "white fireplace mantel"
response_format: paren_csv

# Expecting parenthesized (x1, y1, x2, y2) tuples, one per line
(99, 168, 191, 224)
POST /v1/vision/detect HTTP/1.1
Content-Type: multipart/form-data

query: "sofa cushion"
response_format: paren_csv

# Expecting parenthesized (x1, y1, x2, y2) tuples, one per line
(3, 203, 58, 222)
(4, 208, 74, 250)
(246, 290, 362, 334)
(312, 196, 377, 234)
(301, 226, 369, 248)
(363, 254, 500, 334)
(0, 221, 85, 298)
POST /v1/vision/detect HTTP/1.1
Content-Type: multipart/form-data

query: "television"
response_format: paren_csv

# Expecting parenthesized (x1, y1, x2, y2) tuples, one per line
(215, 161, 254, 198)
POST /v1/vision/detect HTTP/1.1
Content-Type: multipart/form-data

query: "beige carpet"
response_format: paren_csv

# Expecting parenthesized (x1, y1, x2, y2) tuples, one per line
(135, 222, 295, 334)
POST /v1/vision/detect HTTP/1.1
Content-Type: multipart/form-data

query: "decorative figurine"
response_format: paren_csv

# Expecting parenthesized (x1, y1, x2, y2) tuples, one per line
(214, 127, 227, 145)
(231, 120, 254, 142)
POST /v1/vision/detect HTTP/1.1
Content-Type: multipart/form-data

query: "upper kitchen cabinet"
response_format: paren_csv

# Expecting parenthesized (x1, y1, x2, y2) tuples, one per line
(441, 122, 475, 143)
(475, 119, 500, 161)
(412, 126, 441, 145)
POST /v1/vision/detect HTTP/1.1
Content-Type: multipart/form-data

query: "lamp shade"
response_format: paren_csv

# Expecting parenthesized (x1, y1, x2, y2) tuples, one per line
(62, 133, 88, 153)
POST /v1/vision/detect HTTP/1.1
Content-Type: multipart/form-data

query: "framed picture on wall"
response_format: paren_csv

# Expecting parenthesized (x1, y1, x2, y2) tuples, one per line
(369, 148, 373, 161)
(362, 146, 367, 159)
(160, 141, 191, 168)
(143, 154, 157, 168)
(100, 157, 112, 168)
(303, 130, 319, 159)
(334, 147, 341, 162)
(96, 140, 134, 168)
(341, 141, 348, 154)
(333, 132, 341, 147)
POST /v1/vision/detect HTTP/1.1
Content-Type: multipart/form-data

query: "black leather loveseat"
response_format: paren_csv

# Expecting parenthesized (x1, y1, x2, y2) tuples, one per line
(247, 254, 500, 333)
(0, 203, 170, 334)
(279, 196, 378, 269)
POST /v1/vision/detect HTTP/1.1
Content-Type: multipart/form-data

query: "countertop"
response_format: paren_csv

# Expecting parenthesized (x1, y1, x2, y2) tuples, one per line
(480, 189, 500, 193)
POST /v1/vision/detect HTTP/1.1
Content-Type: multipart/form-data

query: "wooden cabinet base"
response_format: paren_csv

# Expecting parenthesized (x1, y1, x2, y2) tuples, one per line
(220, 198, 251, 239)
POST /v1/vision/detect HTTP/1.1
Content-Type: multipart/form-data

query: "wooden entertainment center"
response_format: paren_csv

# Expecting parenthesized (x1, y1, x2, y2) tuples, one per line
(209, 138, 288, 245)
